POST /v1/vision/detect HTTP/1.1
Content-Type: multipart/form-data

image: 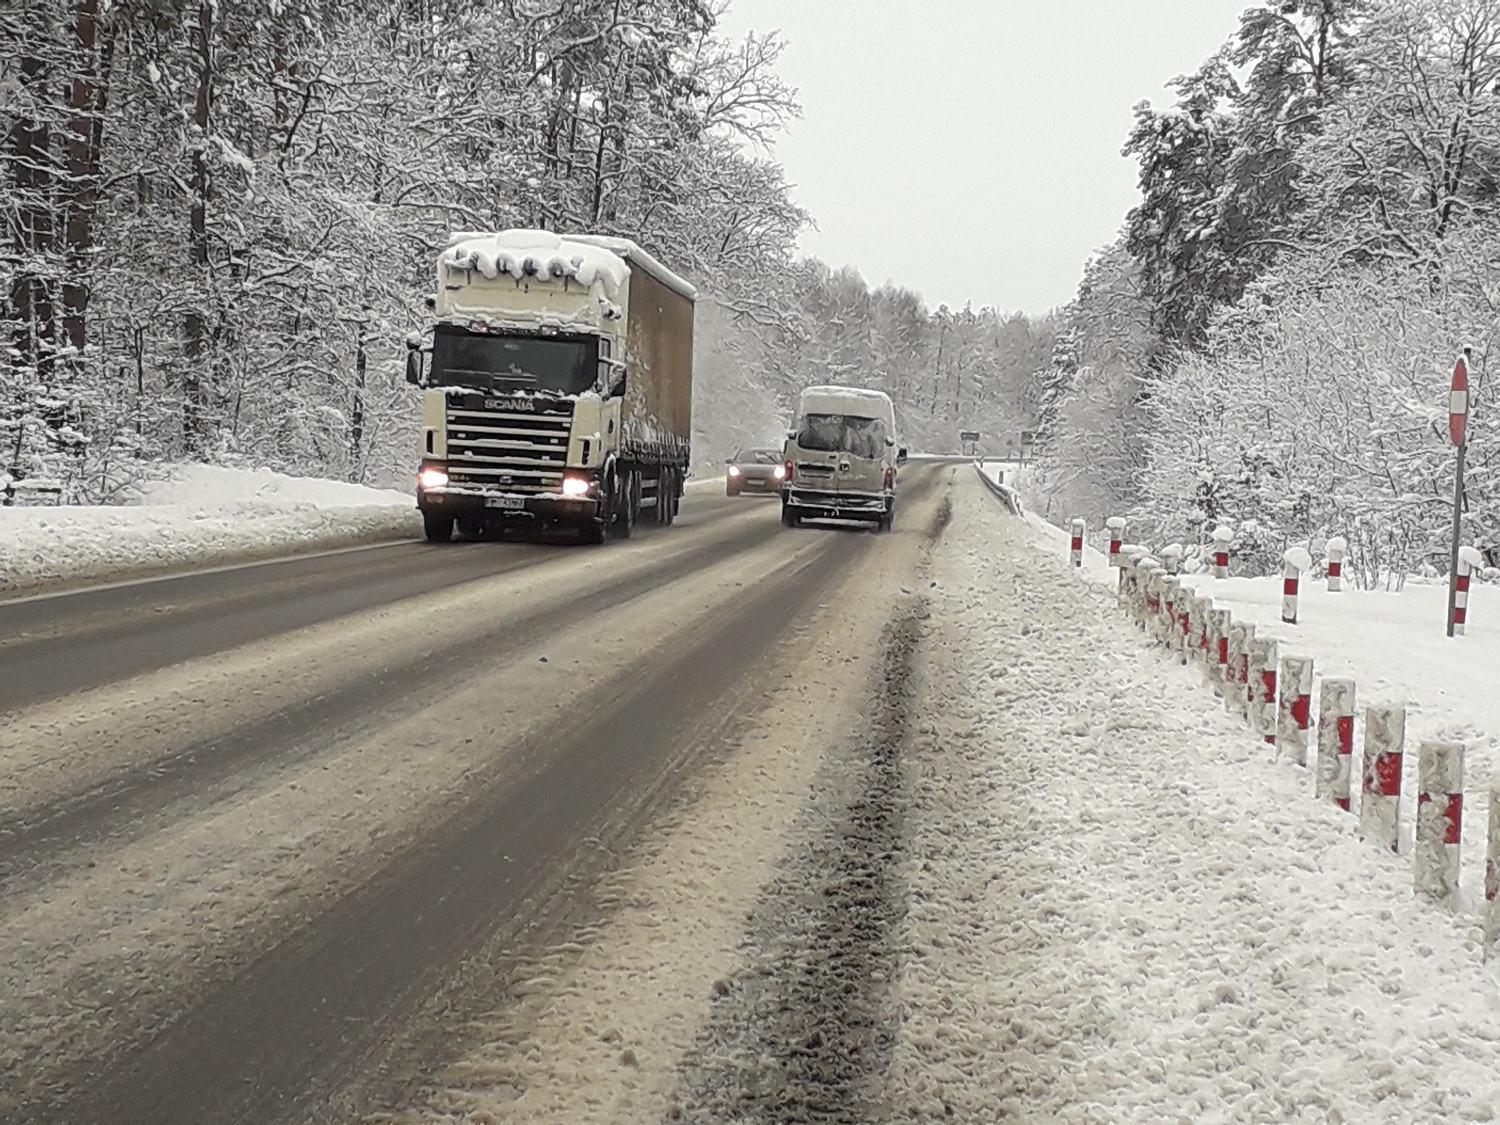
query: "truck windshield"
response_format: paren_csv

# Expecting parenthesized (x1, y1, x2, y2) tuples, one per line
(796, 413, 888, 460)
(430, 325, 596, 395)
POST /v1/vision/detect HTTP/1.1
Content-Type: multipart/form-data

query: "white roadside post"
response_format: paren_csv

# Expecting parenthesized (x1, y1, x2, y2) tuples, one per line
(1211, 525, 1233, 578)
(1209, 609, 1233, 686)
(1445, 349, 1471, 639)
(1154, 569, 1177, 646)
(1414, 742, 1465, 904)
(1227, 622, 1255, 715)
(1277, 655, 1314, 766)
(1176, 591, 1195, 662)
(1130, 554, 1154, 625)
(1069, 518, 1085, 568)
(1325, 536, 1347, 592)
(1165, 576, 1187, 653)
(1106, 517, 1127, 568)
(1316, 678, 1357, 809)
(1453, 545, 1485, 635)
(1191, 596, 1213, 667)
(1281, 547, 1311, 625)
(1139, 557, 1163, 631)
(1120, 547, 1148, 621)
(1161, 542, 1183, 576)
(1248, 637, 1278, 745)
(1486, 788, 1500, 958)
(1359, 706, 1406, 853)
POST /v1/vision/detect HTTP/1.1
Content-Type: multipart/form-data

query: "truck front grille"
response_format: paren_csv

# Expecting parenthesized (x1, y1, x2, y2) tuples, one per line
(445, 401, 573, 494)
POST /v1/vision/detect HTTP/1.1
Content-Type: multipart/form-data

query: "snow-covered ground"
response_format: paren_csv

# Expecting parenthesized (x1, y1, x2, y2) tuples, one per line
(387, 469, 1500, 1121)
(883, 496, 1500, 1122)
(0, 464, 422, 598)
(1004, 463, 1500, 904)
(11, 462, 1500, 1119)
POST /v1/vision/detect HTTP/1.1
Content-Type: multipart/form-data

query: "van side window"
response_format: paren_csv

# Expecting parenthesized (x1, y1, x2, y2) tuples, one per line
(796, 413, 887, 458)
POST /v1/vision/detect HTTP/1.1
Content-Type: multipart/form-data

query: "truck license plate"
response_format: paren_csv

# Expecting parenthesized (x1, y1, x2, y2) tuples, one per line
(484, 495, 525, 510)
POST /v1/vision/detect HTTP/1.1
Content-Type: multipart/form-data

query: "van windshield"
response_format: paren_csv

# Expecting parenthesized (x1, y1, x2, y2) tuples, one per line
(796, 413, 888, 459)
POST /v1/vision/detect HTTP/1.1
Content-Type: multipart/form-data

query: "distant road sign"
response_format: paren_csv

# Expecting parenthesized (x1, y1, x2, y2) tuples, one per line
(1450, 355, 1469, 446)
(959, 429, 980, 442)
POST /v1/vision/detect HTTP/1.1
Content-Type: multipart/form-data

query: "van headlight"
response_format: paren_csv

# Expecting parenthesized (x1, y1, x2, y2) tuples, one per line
(418, 466, 449, 489)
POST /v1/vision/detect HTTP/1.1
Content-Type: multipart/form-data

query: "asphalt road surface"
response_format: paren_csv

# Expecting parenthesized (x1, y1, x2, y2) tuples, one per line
(0, 461, 958, 1124)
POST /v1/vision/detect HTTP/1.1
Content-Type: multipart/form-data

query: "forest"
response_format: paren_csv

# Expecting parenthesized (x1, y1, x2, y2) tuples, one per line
(3, 0, 1498, 584)
(0, 0, 1047, 501)
(1033, 0, 1500, 584)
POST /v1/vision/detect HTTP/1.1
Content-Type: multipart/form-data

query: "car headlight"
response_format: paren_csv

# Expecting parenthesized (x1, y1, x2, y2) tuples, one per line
(727, 465, 740, 476)
(561, 474, 593, 496)
(773, 465, 786, 479)
(418, 466, 449, 489)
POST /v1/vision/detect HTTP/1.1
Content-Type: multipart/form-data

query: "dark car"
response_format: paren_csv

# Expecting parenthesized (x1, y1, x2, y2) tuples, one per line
(725, 447, 785, 496)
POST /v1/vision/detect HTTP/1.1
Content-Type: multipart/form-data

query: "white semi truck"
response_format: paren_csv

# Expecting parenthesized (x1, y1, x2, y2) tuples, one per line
(405, 229, 696, 543)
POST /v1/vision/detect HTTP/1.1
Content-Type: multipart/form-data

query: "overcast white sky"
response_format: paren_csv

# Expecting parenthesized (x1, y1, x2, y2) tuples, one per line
(716, 0, 1252, 318)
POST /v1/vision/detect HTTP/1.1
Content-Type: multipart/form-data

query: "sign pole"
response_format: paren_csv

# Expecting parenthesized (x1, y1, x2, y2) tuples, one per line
(1446, 349, 1471, 638)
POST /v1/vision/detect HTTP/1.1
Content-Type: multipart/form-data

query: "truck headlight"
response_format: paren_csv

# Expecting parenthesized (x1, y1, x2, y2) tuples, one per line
(561, 474, 593, 496)
(418, 466, 449, 489)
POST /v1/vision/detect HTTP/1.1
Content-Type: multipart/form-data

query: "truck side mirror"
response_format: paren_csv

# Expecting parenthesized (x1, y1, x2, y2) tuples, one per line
(606, 364, 628, 398)
(897, 447, 908, 465)
(404, 345, 424, 387)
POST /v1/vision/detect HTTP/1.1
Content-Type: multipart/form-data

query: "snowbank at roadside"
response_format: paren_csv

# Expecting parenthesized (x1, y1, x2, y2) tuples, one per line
(885, 476, 1500, 1122)
(0, 464, 421, 599)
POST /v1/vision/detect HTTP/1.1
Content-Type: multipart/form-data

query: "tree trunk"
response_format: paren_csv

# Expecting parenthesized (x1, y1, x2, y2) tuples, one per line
(183, 0, 214, 457)
(62, 0, 111, 354)
(8, 54, 56, 384)
(351, 308, 369, 481)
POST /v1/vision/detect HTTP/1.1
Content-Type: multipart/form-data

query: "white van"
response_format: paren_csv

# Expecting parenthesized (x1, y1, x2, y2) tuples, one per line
(780, 385, 906, 531)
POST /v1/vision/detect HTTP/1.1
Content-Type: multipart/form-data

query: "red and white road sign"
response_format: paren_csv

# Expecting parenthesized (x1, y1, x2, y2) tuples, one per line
(1450, 355, 1469, 446)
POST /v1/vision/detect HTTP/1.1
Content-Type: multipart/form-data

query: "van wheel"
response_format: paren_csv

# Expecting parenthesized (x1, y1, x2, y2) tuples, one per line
(422, 511, 454, 542)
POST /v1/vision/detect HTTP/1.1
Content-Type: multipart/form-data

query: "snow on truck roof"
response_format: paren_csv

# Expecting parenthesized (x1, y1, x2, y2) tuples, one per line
(441, 230, 696, 301)
(796, 385, 895, 422)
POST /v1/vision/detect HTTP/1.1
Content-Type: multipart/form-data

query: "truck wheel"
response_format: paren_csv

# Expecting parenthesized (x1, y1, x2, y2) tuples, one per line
(422, 510, 454, 542)
(616, 471, 638, 539)
(879, 508, 894, 533)
(780, 502, 800, 528)
(662, 468, 677, 525)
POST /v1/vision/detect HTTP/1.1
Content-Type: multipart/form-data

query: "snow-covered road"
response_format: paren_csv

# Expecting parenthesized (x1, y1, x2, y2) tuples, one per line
(7, 464, 1500, 1122)
(382, 469, 1500, 1124)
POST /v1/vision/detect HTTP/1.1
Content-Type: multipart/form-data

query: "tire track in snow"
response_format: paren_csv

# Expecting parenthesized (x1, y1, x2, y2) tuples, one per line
(670, 498, 951, 1122)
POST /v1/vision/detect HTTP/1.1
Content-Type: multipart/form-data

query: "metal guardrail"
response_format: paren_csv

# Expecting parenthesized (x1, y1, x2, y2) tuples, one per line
(972, 462, 1024, 517)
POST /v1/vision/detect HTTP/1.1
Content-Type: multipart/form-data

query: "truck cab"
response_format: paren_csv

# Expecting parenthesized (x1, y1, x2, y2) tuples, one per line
(780, 386, 905, 532)
(406, 229, 694, 544)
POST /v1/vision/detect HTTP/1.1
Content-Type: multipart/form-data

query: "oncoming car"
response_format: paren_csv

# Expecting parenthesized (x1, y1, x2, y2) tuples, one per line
(724, 447, 786, 496)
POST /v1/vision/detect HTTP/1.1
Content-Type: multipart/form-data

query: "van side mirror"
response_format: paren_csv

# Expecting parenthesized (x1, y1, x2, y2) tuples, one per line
(897, 447, 908, 465)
